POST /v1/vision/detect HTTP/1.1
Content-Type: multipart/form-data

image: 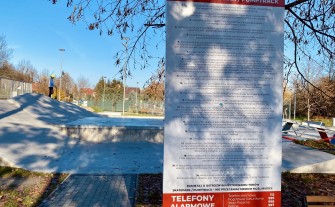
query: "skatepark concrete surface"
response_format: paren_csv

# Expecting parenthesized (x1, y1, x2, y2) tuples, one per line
(282, 121, 335, 173)
(0, 93, 163, 174)
(0, 93, 334, 174)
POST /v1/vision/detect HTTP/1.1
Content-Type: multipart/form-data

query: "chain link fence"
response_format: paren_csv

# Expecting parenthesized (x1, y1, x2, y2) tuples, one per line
(87, 99, 164, 115)
(0, 77, 32, 99)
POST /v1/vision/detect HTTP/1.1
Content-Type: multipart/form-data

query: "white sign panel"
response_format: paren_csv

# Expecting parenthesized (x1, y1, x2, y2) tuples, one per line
(164, 0, 284, 206)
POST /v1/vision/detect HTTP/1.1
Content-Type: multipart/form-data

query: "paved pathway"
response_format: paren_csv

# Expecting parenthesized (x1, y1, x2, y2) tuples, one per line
(39, 175, 137, 207)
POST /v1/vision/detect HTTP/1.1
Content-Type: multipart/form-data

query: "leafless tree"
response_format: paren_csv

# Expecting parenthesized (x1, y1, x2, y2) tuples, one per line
(51, 0, 335, 99)
(61, 72, 75, 98)
(0, 35, 13, 67)
(50, 0, 165, 80)
(285, 0, 335, 98)
(77, 75, 91, 100)
(16, 59, 38, 83)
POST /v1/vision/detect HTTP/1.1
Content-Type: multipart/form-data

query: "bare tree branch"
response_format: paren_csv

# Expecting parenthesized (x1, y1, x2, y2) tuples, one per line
(285, 18, 334, 99)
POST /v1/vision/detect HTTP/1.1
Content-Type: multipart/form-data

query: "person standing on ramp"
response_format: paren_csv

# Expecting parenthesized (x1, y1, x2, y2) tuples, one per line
(48, 74, 55, 97)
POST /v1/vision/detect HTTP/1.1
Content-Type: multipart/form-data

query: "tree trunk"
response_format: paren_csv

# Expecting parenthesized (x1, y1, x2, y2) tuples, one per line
(307, 98, 310, 121)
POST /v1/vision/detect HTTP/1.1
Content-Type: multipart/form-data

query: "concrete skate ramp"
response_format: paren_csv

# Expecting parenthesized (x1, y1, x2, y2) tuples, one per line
(8, 93, 101, 124)
(0, 94, 164, 174)
(5, 93, 163, 143)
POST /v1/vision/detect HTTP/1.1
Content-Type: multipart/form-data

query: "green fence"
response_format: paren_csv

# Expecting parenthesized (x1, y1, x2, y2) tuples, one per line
(87, 99, 164, 115)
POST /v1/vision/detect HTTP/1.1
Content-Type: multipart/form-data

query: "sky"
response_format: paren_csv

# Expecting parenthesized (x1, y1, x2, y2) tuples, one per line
(0, 0, 163, 88)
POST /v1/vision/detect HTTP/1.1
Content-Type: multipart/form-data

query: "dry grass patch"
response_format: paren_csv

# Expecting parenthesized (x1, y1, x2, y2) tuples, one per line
(0, 166, 68, 207)
(294, 139, 335, 155)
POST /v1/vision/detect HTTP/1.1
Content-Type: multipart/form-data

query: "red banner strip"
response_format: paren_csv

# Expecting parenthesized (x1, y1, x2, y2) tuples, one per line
(163, 191, 281, 207)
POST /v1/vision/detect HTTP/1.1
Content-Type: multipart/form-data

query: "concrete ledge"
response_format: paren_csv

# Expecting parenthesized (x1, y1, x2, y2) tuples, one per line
(98, 112, 122, 116)
(60, 125, 163, 143)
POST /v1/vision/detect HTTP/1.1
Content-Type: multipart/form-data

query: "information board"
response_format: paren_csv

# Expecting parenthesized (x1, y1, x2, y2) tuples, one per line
(164, 0, 284, 206)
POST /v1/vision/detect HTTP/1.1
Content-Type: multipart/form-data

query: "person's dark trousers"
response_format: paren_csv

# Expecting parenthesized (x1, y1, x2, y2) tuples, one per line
(48, 87, 54, 97)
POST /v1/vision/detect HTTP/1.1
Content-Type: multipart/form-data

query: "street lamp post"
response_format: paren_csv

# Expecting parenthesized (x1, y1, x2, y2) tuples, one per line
(136, 82, 139, 114)
(58, 48, 65, 101)
(122, 37, 129, 115)
(293, 88, 296, 120)
(102, 76, 106, 111)
(289, 98, 291, 120)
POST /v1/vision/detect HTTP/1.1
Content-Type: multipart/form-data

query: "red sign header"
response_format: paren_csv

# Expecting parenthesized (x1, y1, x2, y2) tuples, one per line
(163, 192, 281, 207)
